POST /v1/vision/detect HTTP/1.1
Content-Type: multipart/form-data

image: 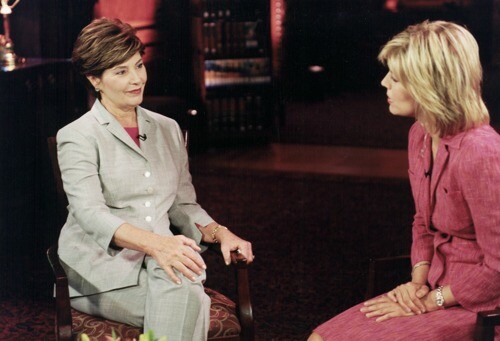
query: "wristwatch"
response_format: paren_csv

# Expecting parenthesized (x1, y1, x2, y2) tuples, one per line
(435, 286, 445, 308)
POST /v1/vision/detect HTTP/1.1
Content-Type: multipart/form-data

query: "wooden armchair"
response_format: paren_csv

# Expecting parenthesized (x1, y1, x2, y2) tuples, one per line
(46, 136, 254, 341)
(366, 255, 500, 341)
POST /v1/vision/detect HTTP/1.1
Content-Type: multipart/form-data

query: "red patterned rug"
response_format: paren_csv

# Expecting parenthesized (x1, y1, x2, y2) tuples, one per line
(0, 297, 54, 340)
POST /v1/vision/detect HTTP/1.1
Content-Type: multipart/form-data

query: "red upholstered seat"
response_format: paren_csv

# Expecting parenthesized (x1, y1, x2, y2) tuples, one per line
(70, 288, 240, 340)
(206, 287, 241, 338)
(71, 310, 139, 341)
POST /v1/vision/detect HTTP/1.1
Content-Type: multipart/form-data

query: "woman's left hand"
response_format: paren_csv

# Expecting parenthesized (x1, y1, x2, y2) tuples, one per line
(361, 295, 416, 322)
(387, 281, 429, 314)
(218, 228, 254, 266)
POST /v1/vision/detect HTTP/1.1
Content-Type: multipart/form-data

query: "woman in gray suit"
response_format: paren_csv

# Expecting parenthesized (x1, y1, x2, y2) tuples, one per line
(57, 18, 254, 340)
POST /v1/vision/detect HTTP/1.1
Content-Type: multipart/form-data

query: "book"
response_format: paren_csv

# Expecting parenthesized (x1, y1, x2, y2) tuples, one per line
(204, 58, 271, 87)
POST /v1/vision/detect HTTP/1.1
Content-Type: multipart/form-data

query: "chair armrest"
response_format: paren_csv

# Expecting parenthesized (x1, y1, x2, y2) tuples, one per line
(474, 308, 500, 341)
(47, 244, 73, 341)
(231, 254, 254, 341)
(207, 243, 255, 340)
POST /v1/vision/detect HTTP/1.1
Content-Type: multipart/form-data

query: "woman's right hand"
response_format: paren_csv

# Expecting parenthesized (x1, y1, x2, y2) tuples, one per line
(113, 224, 207, 285)
(147, 235, 207, 285)
(387, 282, 429, 314)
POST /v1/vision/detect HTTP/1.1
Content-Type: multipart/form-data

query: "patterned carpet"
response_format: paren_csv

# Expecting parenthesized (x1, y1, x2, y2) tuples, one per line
(0, 296, 54, 340)
(192, 166, 414, 340)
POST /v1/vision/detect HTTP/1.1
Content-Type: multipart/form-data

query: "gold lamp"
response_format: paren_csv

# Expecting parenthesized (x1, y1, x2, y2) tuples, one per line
(1, 0, 23, 70)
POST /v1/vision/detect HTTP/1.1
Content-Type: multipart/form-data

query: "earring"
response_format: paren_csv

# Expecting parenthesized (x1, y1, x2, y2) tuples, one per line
(95, 88, 100, 92)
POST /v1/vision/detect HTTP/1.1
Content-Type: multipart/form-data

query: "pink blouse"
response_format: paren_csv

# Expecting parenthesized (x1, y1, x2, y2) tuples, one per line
(124, 127, 140, 146)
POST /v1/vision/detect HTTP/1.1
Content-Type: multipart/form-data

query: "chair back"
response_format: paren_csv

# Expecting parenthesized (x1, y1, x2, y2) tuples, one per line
(182, 129, 189, 149)
(47, 137, 69, 225)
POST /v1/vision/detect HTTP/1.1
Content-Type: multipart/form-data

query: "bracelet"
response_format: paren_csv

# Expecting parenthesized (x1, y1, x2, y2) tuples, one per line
(435, 286, 445, 308)
(211, 225, 227, 243)
(411, 261, 431, 274)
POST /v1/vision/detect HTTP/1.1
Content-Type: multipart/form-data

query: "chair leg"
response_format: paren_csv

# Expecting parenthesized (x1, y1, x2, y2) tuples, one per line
(235, 261, 254, 341)
(47, 245, 74, 341)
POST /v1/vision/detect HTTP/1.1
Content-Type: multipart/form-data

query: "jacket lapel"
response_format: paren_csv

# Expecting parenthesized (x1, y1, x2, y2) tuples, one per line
(91, 100, 147, 159)
(137, 107, 153, 145)
(429, 130, 467, 211)
(136, 107, 156, 158)
(429, 142, 450, 210)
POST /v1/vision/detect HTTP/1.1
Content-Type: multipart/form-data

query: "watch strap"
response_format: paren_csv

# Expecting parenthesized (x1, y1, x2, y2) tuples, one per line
(435, 286, 445, 308)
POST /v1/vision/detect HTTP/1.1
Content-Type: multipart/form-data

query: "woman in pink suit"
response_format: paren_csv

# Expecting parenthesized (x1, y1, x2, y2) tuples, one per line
(309, 20, 500, 340)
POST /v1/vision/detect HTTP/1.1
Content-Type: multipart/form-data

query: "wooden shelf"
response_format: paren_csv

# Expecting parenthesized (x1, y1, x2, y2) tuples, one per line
(190, 0, 274, 147)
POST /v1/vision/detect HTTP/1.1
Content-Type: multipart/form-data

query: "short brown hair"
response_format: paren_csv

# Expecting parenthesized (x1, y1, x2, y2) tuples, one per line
(72, 18, 145, 94)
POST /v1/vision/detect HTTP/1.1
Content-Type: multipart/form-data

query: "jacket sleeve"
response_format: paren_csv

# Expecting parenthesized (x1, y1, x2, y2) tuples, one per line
(167, 124, 213, 244)
(408, 123, 434, 266)
(57, 127, 125, 254)
(450, 138, 500, 312)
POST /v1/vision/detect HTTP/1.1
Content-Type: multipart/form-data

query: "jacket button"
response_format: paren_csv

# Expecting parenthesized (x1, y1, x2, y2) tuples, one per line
(145, 216, 152, 222)
(144, 171, 151, 178)
(144, 201, 151, 207)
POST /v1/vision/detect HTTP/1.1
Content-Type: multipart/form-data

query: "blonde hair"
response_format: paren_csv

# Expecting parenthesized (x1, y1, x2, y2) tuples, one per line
(378, 20, 489, 137)
(72, 18, 145, 98)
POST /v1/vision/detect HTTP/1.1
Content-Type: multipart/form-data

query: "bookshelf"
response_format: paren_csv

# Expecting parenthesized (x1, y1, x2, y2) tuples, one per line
(190, 0, 274, 146)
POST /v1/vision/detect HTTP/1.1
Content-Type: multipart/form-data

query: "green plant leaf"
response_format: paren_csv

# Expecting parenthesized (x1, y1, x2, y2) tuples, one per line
(140, 329, 156, 341)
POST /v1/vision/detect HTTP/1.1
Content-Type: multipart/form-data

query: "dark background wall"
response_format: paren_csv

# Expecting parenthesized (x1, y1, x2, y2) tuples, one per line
(9, 0, 95, 59)
(281, 0, 494, 96)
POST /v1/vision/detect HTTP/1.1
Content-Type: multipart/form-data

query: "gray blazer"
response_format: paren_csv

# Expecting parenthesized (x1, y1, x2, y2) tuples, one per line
(57, 100, 213, 297)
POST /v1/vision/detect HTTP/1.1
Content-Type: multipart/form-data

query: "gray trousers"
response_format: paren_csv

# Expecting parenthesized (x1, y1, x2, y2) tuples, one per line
(71, 256, 210, 341)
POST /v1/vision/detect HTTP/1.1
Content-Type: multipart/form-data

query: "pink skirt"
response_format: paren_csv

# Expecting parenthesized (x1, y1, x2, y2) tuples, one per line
(314, 299, 499, 340)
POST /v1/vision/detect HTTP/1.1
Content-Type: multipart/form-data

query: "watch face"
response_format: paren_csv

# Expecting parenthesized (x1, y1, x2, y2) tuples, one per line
(436, 287, 445, 307)
(436, 296, 444, 306)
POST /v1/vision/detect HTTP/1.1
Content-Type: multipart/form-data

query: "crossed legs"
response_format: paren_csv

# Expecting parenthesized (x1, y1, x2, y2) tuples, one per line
(71, 255, 210, 340)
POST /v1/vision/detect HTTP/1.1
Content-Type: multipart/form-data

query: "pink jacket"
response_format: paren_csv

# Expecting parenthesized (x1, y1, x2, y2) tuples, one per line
(408, 122, 500, 312)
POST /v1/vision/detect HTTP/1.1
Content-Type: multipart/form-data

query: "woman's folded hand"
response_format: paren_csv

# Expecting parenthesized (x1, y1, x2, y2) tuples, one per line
(387, 281, 429, 314)
(148, 235, 206, 285)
